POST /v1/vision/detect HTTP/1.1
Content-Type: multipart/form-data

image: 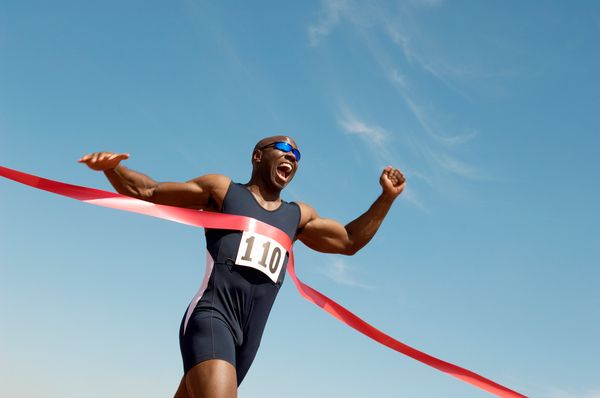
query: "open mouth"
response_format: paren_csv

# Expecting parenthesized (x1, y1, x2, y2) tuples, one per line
(276, 162, 293, 182)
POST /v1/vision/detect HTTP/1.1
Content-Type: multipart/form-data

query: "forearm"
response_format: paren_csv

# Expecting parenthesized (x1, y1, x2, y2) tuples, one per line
(343, 192, 396, 254)
(103, 165, 157, 200)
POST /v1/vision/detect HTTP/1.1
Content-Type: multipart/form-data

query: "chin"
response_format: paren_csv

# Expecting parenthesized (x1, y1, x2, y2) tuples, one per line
(275, 178, 293, 191)
(272, 178, 286, 190)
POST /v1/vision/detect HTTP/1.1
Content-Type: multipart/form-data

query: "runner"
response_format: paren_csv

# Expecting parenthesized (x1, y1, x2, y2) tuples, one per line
(78, 135, 406, 398)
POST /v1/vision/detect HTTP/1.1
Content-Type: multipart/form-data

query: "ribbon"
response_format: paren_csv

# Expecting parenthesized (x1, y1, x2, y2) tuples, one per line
(0, 166, 526, 398)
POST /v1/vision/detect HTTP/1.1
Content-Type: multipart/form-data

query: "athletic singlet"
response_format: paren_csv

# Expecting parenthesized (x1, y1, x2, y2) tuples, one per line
(179, 182, 301, 384)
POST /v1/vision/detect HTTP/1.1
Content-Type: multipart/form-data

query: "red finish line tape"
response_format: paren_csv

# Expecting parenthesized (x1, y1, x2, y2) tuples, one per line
(0, 165, 526, 398)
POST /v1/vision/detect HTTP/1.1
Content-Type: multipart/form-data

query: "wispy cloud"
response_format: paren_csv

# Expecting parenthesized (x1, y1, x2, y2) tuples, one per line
(428, 150, 488, 180)
(363, 30, 479, 150)
(337, 106, 428, 210)
(308, 0, 482, 92)
(383, 23, 473, 100)
(307, 0, 456, 87)
(547, 388, 600, 398)
(387, 67, 407, 89)
(319, 258, 373, 288)
(385, 24, 417, 64)
(309, 0, 492, 205)
(337, 106, 393, 165)
(402, 94, 478, 146)
(338, 102, 487, 192)
(308, 0, 350, 47)
(338, 108, 388, 145)
(362, 15, 487, 182)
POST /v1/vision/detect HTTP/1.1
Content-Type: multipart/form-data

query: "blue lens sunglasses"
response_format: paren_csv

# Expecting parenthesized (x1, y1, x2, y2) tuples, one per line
(259, 141, 301, 162)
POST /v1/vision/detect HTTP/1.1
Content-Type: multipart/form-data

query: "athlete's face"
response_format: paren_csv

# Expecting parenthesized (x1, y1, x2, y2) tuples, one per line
(253, 136, 299, 190)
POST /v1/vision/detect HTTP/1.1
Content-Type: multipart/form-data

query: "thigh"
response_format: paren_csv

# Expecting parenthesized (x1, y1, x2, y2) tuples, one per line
(180, 315, 237, 374)
(185, 359, 237, 398)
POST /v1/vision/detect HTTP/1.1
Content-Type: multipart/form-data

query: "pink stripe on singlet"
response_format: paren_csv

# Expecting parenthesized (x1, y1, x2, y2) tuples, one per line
(182, 251, 215, 335)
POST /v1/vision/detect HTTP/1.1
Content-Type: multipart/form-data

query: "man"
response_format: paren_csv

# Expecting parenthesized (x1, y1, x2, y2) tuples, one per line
(78, 136, 405, 398)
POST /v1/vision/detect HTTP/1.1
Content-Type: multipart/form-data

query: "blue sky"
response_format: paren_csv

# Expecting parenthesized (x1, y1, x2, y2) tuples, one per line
(1, 1, 599, 397)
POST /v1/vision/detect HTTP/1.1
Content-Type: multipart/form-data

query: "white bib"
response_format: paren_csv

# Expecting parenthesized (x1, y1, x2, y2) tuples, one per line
(235, 231, 287, 283)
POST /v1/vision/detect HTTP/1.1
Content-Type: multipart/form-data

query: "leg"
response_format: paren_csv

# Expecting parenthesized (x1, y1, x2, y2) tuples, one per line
(185, 359, 237, 398)
(174, 376, 190, 398)
(179, 309, 239, 397)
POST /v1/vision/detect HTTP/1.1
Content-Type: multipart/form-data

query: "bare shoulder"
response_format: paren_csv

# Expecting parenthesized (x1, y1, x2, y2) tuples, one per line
(295, 201, 318, 229)
(190, 173, 230, 190)
(188, 173, 231, 203)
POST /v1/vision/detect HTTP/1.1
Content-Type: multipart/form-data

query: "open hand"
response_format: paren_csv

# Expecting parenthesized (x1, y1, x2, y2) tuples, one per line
(380, 166, 406, 198)
(78, 152, 129, 171)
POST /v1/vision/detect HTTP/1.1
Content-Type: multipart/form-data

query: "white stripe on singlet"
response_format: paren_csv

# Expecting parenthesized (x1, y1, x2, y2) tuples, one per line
(182, 251, 215, 335)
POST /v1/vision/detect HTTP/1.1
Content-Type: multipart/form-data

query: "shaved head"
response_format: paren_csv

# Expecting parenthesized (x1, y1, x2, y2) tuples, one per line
(253, 135, 297, 151)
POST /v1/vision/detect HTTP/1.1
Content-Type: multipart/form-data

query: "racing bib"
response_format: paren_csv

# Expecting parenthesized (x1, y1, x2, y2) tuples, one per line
(235, 230, 287, 283)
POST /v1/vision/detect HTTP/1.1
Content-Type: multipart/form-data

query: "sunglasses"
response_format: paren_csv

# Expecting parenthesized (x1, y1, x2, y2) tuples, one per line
(259, 141, 301, 162)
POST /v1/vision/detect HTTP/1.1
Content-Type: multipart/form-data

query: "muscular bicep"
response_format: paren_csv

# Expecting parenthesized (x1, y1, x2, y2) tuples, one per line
(151, 174, 230, 210)
(297, 203, 354, 255)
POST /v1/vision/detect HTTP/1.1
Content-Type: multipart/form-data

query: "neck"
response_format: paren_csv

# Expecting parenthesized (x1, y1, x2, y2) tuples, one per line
(245, 180, 281, 202)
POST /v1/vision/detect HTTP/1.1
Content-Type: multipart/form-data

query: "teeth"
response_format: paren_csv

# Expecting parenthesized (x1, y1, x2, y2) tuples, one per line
(279, 163, 292, 172)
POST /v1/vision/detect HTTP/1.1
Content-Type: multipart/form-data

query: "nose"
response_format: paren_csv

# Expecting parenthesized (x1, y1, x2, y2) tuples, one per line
(284, 151, 297, 163)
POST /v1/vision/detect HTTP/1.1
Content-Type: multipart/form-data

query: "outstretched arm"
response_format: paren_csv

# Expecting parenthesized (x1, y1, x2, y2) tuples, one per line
(78, 152, 230, 210)
(297, 166, 405, 255)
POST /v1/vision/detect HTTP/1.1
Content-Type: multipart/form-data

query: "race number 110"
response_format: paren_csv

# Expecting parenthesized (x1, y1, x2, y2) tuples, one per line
(235, 231, 287, 283)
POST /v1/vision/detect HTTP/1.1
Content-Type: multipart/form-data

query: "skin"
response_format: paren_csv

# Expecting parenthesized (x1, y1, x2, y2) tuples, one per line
(78, 135, 406, 398)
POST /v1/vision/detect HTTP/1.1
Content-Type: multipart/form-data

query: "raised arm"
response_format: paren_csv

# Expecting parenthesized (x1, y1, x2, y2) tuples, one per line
(297, 166, 405, 255)
(78, 152, 230, 210)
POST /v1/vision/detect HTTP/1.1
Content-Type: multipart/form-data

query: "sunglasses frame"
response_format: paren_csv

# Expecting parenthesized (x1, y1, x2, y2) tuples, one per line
(259, 141, 301, 162)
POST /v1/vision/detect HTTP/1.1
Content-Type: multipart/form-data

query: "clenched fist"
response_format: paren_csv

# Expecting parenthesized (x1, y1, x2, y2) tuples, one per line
(78, 152, 130, 171)
(380, 166, 406, 198)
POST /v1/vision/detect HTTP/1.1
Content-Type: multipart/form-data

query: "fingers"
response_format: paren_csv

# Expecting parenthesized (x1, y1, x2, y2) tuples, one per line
(77, 152, 129, 171)
(382, 166, 406, 187)
(115, 153, 130, 161)
(91, 152, 101, 164)
(78, 153, 92, 163)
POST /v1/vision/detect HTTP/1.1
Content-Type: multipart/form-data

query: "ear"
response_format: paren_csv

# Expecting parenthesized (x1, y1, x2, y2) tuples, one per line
(252, 149, 263, 164)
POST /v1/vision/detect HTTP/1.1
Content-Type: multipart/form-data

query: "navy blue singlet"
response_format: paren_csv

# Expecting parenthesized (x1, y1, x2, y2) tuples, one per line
(179, 182, 300, 385)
